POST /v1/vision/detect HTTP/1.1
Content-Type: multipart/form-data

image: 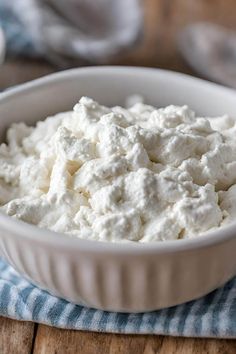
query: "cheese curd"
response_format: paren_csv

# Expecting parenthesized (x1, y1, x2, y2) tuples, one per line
(1, 97, 236, 242)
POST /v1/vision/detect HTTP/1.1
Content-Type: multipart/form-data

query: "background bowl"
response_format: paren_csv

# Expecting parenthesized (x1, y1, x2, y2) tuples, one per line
(0, 27, 5, 65)
(0, 66, 236, 312)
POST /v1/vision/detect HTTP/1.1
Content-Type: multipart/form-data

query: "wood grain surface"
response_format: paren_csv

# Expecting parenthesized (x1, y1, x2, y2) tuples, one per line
(0, 317, 35, 354)
(0, 0, 235, 353)
(0, 317, 235, 354)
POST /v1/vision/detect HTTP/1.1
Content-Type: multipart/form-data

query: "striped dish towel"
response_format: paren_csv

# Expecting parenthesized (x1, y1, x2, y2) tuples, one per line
(0, 258, 235, 338)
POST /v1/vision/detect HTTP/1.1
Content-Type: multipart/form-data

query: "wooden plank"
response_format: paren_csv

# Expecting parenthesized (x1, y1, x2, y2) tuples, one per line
(33, 326, 164, 354)
(33, 326, 111, 354)
(0, 317, 35, 354)
(32, 325, 236, 354)
(108, 333, 164, 354)
(159, 336, 236, 354)
(0, 59, 54, 90)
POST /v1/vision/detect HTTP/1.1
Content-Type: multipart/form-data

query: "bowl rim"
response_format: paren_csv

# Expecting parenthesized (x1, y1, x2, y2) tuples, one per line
(1, 65, 236, 102)
(0, 65, 236, 255)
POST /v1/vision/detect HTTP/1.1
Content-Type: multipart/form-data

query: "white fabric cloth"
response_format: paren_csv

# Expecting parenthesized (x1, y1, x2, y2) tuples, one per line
(11, 0, 142, 66)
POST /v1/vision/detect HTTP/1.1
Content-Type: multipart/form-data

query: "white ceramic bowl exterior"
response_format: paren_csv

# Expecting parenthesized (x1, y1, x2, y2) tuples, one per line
(0, 67, 236, 312)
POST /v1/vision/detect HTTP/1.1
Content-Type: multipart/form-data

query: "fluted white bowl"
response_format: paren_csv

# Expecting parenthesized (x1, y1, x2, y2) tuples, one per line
(0, 67, 236, 312)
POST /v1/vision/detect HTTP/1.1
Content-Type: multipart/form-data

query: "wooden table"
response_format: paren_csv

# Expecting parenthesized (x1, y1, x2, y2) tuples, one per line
(0, 0, 235, 353)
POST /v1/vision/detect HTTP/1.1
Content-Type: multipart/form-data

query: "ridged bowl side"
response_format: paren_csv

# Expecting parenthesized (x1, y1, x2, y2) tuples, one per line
(0, 227, 235, 312)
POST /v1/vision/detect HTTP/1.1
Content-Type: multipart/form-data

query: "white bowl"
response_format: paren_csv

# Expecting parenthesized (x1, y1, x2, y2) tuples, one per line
(0, 67, 236, 312)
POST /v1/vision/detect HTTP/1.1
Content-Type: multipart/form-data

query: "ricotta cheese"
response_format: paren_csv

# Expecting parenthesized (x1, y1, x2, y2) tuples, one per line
(1, 97, 236, 242)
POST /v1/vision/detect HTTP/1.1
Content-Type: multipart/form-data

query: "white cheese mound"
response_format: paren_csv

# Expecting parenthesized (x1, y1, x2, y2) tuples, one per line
(1, 96, 236, 242)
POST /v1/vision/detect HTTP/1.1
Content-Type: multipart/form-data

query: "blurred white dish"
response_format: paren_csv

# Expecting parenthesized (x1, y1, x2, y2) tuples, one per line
(0, 67, 235, 312)
(0, 27, 5, 64)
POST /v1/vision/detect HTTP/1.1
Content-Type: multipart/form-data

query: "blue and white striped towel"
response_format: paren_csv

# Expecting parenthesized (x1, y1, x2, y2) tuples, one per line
(0, 258, 235, 338)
